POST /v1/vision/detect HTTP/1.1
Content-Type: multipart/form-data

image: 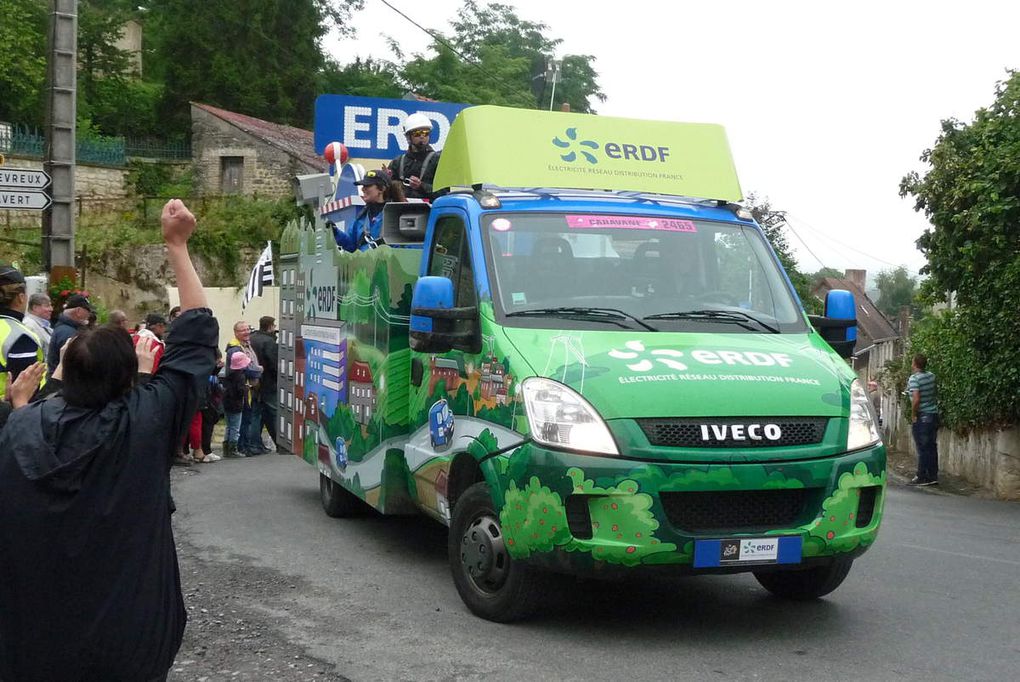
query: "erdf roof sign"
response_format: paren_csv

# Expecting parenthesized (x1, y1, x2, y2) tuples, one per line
(0, 189, 52, 211)
(314, 95, 470, 161)
(434, 105, 743, 202)
(0, 167, 51, 191)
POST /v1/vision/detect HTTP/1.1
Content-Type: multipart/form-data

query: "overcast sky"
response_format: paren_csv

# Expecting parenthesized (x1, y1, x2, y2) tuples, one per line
(327, 0, 1020, 282)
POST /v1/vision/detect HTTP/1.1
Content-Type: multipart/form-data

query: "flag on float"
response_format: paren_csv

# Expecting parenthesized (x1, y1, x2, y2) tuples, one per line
(242, 241, 274, 311)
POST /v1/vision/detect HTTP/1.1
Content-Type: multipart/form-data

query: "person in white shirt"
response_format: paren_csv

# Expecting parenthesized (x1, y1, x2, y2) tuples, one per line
(23, 294, 53, 359)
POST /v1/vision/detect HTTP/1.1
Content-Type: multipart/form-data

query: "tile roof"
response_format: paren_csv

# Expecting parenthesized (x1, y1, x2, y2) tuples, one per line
(192, 102, 323, 171)
(812, 277, 899, 347)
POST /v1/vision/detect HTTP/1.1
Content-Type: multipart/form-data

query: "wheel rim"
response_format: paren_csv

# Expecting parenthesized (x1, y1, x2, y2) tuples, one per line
(460, 512, 509, 594)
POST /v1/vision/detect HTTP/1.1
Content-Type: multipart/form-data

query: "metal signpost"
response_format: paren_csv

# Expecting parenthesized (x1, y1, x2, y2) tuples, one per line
(0, 168, 53, 212)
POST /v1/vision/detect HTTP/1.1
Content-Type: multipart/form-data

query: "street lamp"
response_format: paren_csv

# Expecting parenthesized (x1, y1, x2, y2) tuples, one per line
(546, 59, 561, 111)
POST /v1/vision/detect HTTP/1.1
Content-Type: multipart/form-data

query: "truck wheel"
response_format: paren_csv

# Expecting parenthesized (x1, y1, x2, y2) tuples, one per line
(448, 482, 551, 622)
(320, 473, 361, 518)
(754, 559, 853, 600)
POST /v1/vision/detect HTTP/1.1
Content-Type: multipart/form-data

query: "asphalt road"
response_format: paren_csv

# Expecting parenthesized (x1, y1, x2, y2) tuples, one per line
(170, 455, 1020, 681)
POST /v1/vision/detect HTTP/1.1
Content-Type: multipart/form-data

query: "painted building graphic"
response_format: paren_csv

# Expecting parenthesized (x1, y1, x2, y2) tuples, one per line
(480, 354, 508, 404)
(348, 360, 376, 424)
(301, 323, 347, 417)
(429, 356, 461, 394)
(293, 336, 306, 457)
(276, 231, 301, 455)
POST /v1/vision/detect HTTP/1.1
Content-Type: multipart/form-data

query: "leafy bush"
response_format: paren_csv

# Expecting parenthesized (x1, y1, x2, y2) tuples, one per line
(188, 197, 302, 275)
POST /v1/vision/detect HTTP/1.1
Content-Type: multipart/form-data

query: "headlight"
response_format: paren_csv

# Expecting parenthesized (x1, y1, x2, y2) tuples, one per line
(521, 377, 619, 456)
(847, 379, 881, 451)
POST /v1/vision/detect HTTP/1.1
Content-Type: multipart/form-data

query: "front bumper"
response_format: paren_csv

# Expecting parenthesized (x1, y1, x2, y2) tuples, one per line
(493, 442, 886, 574)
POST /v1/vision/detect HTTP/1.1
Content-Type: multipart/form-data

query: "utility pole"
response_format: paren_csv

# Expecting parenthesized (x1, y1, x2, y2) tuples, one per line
(42, 0, 77, 278)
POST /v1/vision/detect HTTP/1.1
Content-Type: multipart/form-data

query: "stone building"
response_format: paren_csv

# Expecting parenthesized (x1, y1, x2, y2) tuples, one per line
(190, 103, 323, 198)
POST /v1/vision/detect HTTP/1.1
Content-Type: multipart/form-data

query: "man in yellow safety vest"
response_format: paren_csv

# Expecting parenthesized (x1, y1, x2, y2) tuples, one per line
(0, 263, 45, 403)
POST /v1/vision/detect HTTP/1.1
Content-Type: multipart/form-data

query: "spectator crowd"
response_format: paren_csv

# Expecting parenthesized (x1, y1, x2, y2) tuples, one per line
(0, 199, 286, 680)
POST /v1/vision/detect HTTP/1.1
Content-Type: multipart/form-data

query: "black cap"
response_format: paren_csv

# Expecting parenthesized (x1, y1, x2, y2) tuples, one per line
(355, 169, 390, 189)
(0, 262, 25, 286)
(145, 312, 167, 326)
(65, 293, 93, 311)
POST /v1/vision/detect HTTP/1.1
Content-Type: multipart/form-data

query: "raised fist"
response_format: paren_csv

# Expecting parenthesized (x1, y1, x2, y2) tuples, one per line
(161, 199, 197, 247)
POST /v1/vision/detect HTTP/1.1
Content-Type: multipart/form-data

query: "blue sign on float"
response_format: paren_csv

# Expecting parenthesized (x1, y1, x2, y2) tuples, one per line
(314, 94, 470, 160)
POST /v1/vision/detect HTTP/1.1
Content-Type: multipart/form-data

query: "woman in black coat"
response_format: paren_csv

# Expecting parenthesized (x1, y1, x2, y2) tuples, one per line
(0, 200, 216, 682)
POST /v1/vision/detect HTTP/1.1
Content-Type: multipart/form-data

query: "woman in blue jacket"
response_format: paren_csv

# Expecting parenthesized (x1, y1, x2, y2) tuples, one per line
(333, 169, 406, 252)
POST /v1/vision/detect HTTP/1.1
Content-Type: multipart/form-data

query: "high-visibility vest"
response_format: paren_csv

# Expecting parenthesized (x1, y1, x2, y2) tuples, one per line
(0, 315, 46, 400)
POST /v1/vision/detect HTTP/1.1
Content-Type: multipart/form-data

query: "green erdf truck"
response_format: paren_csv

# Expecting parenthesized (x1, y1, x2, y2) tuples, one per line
(277, 106, 885, 621)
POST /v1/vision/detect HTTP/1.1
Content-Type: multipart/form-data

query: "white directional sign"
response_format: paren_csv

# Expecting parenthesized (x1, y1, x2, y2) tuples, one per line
(0, 189, 52, 211)
(0, 167, 51, 190)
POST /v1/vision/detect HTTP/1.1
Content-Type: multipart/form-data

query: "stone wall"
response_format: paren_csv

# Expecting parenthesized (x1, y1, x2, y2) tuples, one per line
(191, 107, 311, 198)
(895, 420, 1020, 499)
(937, 427, 1020, 499)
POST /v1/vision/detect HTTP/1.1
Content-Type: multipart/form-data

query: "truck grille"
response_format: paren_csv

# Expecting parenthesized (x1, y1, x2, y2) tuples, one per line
(660, 489, 813, 532)
(637, 417, 828, 448)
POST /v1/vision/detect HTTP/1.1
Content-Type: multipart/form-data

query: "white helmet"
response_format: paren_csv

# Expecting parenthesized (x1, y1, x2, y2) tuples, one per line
(403, 113, 433, 136)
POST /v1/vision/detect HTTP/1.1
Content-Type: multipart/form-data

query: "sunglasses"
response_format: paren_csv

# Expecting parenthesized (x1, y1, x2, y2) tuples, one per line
(408, 129, 430, 138)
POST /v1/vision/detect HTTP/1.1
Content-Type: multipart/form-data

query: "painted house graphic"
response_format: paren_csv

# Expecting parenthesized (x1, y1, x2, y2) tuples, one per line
(480, 356, 507, 402)
(349, 361, 376, 424)
(429, 356, 461, 394)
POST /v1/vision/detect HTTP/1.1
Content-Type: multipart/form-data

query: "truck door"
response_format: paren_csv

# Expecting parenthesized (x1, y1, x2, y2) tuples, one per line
(406, 210, 484, 521)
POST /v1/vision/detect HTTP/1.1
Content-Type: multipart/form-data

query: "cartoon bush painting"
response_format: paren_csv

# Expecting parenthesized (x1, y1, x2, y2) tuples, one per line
(803, 462, 885, 556)
(563, 468, 677, 566)
(499, 467, 677, 566)
(500, 477, 571, 558)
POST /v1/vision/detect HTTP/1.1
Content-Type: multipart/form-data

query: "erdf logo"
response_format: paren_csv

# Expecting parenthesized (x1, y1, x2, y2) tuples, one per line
(552, 128, 672, 165)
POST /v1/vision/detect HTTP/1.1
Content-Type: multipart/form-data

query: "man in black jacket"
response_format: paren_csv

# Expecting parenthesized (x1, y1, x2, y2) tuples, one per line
(387, 112, 441, 200)
(0, 199, 216, 682)
(47, 292, 91, 377)
(250, 315, 279, 451)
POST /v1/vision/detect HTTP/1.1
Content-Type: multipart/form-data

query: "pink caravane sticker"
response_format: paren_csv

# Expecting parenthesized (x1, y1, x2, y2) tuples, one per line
(565, 215, 698, 232)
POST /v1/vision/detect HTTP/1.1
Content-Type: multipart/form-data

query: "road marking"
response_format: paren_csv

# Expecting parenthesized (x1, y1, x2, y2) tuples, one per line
(899, 542, 1020, 567)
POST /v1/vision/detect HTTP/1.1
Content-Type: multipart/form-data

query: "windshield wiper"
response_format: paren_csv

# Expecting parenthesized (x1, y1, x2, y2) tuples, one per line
(506, 306, 658, 332)
(643, 309, 780, 333)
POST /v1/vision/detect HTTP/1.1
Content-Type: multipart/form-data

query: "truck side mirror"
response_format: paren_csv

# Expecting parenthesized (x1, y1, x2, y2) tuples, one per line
(808, 289, 857, 359)
(410, 276, 480, 354)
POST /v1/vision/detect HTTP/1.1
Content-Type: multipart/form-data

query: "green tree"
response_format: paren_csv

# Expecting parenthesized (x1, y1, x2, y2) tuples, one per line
(146, 0, 359, 132)
(899, 70, 1020, 428)
(319, 57, 404, 99)
(398, 1, 603, 111)
(874, 266, 918, 318)
(0, 0, 48, 123)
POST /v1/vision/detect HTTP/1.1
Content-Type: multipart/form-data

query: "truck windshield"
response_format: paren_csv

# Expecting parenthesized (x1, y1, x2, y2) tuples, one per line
(482, 213, 807, 333)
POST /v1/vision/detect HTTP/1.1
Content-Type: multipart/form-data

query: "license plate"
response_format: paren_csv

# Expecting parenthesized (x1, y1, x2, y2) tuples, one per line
(693, 536, 802, 568)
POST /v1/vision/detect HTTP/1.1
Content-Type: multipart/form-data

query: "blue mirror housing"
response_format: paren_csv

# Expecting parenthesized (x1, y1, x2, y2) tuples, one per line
(409, 276, 480, 354)
(410, 276, 456, 333)
(808, 289, 857, 359)
(825, 289, 857, 342)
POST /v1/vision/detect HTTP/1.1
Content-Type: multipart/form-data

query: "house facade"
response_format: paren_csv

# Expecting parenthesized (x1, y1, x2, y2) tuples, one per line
(191, 103, 323, 198)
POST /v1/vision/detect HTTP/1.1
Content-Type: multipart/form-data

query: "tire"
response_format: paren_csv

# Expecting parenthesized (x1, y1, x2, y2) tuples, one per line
(448, 482, 552, 622)
(319, 473, 362, 518)
(754, 559, 853, 600)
